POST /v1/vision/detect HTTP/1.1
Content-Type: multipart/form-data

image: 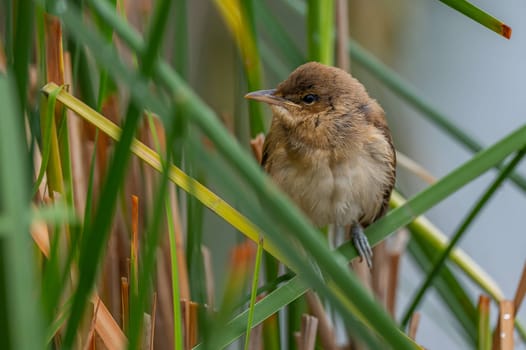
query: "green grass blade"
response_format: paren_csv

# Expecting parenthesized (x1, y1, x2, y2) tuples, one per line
(307, 0, 334, 64)
(186, 176, 207, 303)
(401, 148, 526, 327)
(244, 238, 264, 350)
(391, 191, 504, 302)
(0, 74, 44, 350)
(407, 236, 477, 343)
(182, 137, 401, 350)
(147, 112, 185, 350)
(71, 45, 98, 109)
(162, 74, 418, 350)
(11, 0, 35, 111)
(126, 1, 175, 348)
(128, 126, 174, 350)
(438, 0, 511, 39)
(477, 296, 491, 350)
(63, 102, 142, 348)
(166, 199, 184, 350)
(360, 124, 526, 251)
(33, 86, 63, 194)
(262, 253, 281, 350)
(172, 0, 188, 77)
(391, 192, 526, 343)
(140, 0, 171, 76)
(91, 0, 117, 110)
(194, 277, 307, 350)
(2, 0, 13, 61)
(45, 4, 163, 341)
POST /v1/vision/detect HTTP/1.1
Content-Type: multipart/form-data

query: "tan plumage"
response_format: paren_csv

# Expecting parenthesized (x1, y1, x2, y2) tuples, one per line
(246, 62, 396, 267)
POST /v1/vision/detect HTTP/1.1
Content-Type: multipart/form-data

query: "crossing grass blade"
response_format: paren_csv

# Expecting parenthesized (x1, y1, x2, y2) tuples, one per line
(0, 73, 44, 350)
(438, 0, 511, 39)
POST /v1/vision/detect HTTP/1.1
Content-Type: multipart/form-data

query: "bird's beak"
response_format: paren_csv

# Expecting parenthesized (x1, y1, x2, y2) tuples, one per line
(244, 89, 299, 108)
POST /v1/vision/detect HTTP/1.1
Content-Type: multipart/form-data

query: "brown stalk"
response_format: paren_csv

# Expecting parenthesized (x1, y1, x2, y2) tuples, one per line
(478, 294, 490, 313)
(181, 300, 199, 350)
(345, 223, 371, 349)
(305, 291, 337, 350)
(145, 117, 190, 305)
(150, 292, 157, 350)
(408, 312, 421, 340)
(372, 241, 389, 307)
(91, 294, 127, 350)
(43, 14, 65, 195)
(189, 301, 199, 348)
(45, 13, 65, 86)
(386, 230, 409, 317)
(35, 216, 127, 350)
(63, 52, 88, 215)
(298, 314, 319, 350)
(478, 295, 491, 350)
(335, 0, 350, 71)
(248, 323, 263, 350)
(131, 194, 139, 284)
(0, 39, 6, 73)
(31, 218, 51, 258)
(97, 94, 120, 178)
(83, 298, 101, 350)
(105, 225, 123, 328)
(121, 277, 129, 333)
(30, 219, 127, 349)
(294, 332, 301, 349)
(139, 119, 156, 207)
(387, 252, 401, 317)
(156, 250, 175, 349)
(396, 151, 437, 185)
(181, 300, 190, 350)
(492, 300, 514, 350)
(170, 185, 190, 300)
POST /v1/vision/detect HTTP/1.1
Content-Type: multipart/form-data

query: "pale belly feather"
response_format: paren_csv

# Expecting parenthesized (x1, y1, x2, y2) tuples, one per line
(270, 150, 389, 227)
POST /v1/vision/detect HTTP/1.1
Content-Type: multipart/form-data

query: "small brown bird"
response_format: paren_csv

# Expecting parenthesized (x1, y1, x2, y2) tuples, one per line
(245, 62, 396, 268)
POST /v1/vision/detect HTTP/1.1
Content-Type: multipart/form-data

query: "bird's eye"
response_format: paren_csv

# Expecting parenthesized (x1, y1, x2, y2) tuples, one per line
(302, 94, 318, 104)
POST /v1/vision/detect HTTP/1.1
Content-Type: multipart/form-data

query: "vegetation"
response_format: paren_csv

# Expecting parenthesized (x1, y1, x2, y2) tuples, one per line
(0, 0, 523, 349)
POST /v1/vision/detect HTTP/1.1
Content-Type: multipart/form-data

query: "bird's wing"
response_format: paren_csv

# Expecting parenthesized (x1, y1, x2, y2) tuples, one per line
(372, 126, 396, 224)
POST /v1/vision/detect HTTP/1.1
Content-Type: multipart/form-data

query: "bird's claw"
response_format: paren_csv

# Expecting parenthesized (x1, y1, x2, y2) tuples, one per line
(351, 224, 373, 269)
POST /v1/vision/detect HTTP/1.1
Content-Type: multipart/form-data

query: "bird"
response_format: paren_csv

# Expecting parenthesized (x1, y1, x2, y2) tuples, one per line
(244, 62, 396, 268)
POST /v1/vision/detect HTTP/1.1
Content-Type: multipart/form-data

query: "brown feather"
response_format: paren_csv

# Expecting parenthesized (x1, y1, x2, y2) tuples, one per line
(248, 61, 396, 240)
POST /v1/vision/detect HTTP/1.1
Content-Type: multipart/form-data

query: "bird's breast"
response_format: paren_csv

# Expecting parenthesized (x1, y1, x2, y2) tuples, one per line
(268, 146, 391, 227)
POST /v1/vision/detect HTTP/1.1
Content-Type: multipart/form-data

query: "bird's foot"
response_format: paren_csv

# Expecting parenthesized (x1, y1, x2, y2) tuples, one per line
(351, 223, 373, 269)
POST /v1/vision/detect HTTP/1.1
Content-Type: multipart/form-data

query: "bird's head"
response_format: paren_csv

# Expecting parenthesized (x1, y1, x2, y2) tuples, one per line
(245, 62, 371, 129)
